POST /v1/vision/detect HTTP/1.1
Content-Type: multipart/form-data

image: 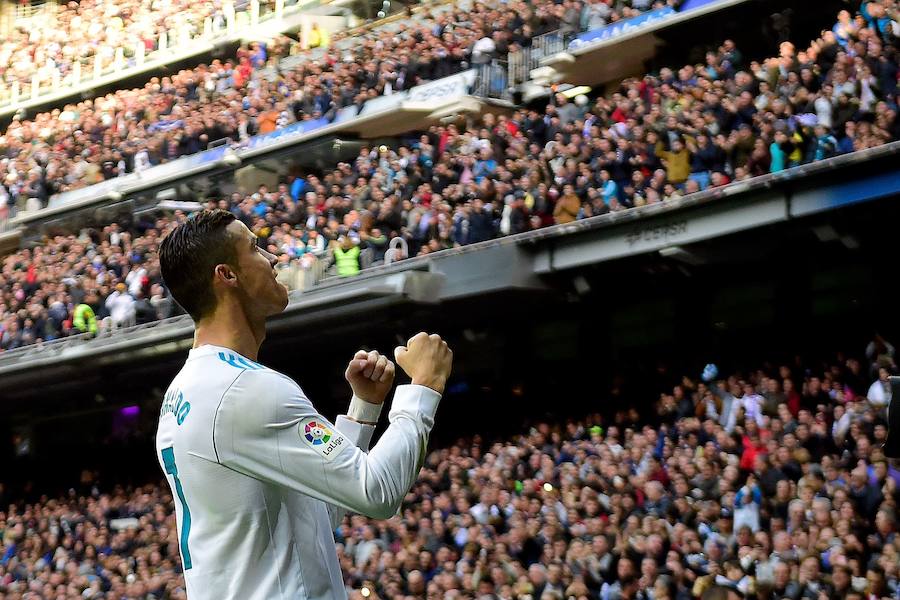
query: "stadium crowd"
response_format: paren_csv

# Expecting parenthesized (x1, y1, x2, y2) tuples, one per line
(0, 0, 665, 98)
(0, 0, 700, 213)
(0, 0, 557, 207)
(3, 0, 900, 351)
(1, 346, 899, 599)
(2, 0, 899, 351)
(0, 0, 295, 95)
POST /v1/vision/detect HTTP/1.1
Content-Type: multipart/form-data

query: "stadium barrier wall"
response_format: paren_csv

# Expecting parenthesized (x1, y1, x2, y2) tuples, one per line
(567, 0, 749, 53)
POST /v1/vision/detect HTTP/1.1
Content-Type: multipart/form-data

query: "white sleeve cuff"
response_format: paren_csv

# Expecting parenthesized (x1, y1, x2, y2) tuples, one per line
(389, 384, 442, 423)
(335, 415, 376, 451)
(347, 395, 384, 425)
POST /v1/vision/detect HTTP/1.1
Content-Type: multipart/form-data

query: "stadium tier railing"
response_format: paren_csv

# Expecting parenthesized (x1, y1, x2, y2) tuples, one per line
(1, 140, 898, 368)
(565, 0, 751, 53)
(472, 60, 512, 101)
(507, 30, 567, 87)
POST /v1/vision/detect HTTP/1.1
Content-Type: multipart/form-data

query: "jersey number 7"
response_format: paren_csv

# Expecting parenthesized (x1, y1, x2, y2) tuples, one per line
(161, 446, 193, 570)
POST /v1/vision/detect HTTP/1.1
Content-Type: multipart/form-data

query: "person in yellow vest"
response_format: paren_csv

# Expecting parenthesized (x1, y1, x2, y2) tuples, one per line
(333, 235, 361, 277)
(72, 294, 99, 336)
(307, 22, 330, 49)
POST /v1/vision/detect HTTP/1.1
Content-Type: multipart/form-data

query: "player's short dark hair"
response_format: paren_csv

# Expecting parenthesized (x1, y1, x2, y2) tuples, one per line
(159, 209, 238, 321)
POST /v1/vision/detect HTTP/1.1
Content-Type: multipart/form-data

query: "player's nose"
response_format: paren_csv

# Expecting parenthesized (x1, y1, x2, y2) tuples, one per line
(260, 248, 277, 266)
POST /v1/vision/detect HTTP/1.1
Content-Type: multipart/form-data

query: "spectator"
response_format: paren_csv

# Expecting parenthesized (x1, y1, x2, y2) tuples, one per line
(105, 282, 137, 329)
(333, 235, 361, 277)
(868, 367, 893, 408)
(72, 295, 99, 336)
(553, 184, 581, 224)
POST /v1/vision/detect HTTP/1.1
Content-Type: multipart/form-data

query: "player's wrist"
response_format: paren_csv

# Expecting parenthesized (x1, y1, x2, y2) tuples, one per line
(348, 379, 388, 404)
(347, 394, 383, 425)
(410, 376, 447, 395)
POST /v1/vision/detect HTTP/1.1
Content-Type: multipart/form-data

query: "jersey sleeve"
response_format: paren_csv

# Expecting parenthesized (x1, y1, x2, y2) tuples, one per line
(325, 415, 376, 528)
(213, 370, 440, 520)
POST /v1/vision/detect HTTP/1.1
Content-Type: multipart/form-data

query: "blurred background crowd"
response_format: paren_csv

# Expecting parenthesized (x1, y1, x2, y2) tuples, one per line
(1, 346, 898, 599)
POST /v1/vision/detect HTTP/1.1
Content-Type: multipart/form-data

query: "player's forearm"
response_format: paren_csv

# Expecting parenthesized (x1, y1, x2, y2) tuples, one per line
(330, 399, 383, 527)
(333, 400, 381, 466)
(353, 384, 440, 519)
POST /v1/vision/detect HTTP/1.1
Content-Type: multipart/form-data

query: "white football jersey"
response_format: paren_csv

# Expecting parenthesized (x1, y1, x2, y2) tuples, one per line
(155, 344, 440, 600)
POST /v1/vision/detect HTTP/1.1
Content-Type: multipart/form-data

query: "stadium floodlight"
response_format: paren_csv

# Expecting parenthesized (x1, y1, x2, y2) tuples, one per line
(572, 275, 590, 296)
(811, 225, 839, 242)
(659, 246, 704, 265)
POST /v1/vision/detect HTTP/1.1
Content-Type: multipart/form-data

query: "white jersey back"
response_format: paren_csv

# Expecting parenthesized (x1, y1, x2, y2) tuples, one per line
(155, 344, 440, 600)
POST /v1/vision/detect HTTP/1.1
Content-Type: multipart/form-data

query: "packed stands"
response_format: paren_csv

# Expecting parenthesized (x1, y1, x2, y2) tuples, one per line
(0, 0, 230, 85)
(1, 0, 899, 598)
(1, 349, 898, 599)
(0, 0, 545, 209)
(0, 0, 670, 110)
(0, 0, 695, 216)
(0, 0, 308, 110)
(2, 0, 898, 353)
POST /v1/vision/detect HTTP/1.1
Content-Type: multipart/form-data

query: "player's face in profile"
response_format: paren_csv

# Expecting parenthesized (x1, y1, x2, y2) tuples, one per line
(229, 221, 289, 317)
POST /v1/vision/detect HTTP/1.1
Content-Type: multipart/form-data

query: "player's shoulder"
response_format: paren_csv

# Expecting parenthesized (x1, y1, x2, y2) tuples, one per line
(213, 354, 302, 399)
(210, 349, 272, 374)
(175, 349, 296, 399)
(214, 359, 313, 433)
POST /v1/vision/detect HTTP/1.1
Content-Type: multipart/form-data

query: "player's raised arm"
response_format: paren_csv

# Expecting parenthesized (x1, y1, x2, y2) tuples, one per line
(213, 332, 452, 519)
(321, 348, 396, 527)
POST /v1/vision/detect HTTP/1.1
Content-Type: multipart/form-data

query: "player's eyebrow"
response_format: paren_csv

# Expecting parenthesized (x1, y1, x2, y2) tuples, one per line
(250, 235, 258, 249)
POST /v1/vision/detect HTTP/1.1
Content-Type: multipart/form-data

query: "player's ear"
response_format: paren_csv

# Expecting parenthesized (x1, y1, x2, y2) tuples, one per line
(214, 263, 239, 288)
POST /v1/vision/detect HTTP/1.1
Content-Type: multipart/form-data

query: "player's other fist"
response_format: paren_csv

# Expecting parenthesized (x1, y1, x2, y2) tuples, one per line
(394, 332, 453, 395)
(345, 350, 395, 404)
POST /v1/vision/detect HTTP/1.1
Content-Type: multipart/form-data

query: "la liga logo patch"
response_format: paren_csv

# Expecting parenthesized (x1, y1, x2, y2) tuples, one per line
(299, 417, 347, 461)
(304, 420, 332, 445)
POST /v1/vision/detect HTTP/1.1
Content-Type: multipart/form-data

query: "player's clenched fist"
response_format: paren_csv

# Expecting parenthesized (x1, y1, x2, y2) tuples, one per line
(394, 332, 453, 395)
(345, 350, 395, 404)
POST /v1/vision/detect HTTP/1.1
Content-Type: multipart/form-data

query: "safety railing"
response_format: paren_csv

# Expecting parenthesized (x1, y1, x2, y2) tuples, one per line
(13, 0, 53, 21)
(507, 30, 567, 87)
(472, 59, 512, 101)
